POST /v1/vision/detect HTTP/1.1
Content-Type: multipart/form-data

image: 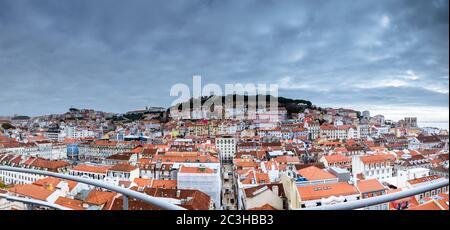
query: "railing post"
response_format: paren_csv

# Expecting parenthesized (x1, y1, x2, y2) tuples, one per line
(123, 195, 129, 210)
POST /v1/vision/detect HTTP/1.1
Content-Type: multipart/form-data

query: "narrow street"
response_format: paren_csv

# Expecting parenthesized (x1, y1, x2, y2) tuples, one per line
(221, 163, 237, 210)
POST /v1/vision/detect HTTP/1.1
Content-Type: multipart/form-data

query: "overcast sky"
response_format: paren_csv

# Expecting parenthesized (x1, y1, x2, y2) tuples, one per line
(0, 0, 448, 122)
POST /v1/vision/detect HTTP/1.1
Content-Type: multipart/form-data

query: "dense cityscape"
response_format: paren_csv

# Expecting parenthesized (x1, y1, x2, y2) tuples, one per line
(0, 0, 448, 220)
(0, 99, 448, 210)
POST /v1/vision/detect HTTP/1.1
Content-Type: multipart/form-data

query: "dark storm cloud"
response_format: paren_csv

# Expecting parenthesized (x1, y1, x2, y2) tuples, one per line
(0, 0, 448, 121)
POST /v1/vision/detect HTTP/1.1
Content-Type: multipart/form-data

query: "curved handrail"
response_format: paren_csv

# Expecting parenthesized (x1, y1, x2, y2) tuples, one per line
(0, 165, 186, 210)
(298, 179, 449, 210)
(3, 165, 447, 211)
(0, 194, 71, 210)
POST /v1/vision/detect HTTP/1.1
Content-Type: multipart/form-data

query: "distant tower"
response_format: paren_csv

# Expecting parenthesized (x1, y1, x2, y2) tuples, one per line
(373, 115, 385, 124)
(404, 117, 417, 128)
(362, 110, 370, 119)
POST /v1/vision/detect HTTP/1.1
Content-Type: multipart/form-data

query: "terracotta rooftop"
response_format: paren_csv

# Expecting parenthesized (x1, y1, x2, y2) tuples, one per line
(417, 135, 442, 143)
(109, 163, 138, 172)
(151, 180, 177, 189)
(30, 158, 70, 172)
(8, 184, 54, 201)
(421, 193, 449, 210)
(356, 179, 387, 194)
(360, 154, 395, 164)
(297, 182, 359, 201)
(407, 175, 443, 185)
(106, 152, 136, 161)
(323, 154, 351, 164)
(142, 188, 211, 210)
(152, 154, 219, 164)
(133, 178, 153, 188)
(241, 171, 270, 185)
(233, 159, 258, 168)
(248, 204, 277, 210)
(72, 164, 111, 174)
(179, 166, 215, 174)
(9, 155, 22, 165)
(110, 196, 161, 210)
(407, 200, 444, 210)
(84, 190, 117, 207)
(345, 145, 366, 152)
(297, 166, 337, 181)
(55, 196, 85, 210)
(34, 177, 78, 192)
(92, 140, 118, 147)
(33, 177, 62, 188)
(244, 183, 285, 199)
(273, 155, 300, 164)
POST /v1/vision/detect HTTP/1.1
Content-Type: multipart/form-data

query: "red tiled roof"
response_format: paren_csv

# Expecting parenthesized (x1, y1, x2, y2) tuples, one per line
(233, 159, 258, 168)
(33, 177, 78, 192)
(297, 166, 337, 181)
(297, 182, 359, 201)
(109, 163, 138, 172)
(422, 193, 449, 210)
(8, 184, 54, 201)
(9, 155, 22, 165)
(55, 197, 85, 210)
(72, 164, 111, 174)
(142, 188, 211, 210)
(248, 204, 277, 210)
(407, 175, 443, 185)
(151, 180, 177, 189)
(356, 179, 386, 193)
(323, 154, 351, 164)
(273, 155, 300, 164)
(407, 201, 443, 210)
(133, 178, 153, 188)
(110, 196, 161, 210)
(360, 154, 395, 164)
(179, 166, 215, 174)
(84, 190, 117, 207)
(30, 158, 70, 172)
(241, 171, 270, 184)
(244, 183, 286, 198)
(33, 177, 62, 188)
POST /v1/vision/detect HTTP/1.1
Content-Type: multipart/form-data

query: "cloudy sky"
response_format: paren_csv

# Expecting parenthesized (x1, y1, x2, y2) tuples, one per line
(0, 0, 448, 122)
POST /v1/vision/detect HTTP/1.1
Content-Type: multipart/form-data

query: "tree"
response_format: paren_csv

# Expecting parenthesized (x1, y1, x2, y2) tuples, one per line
(0, 181, 7, 189)
(356, 111, 362, 120)
(1, 123, 15, 130)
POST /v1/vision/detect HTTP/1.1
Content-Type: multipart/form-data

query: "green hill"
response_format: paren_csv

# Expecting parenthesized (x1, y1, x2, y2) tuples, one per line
(169, 94, 314, 118)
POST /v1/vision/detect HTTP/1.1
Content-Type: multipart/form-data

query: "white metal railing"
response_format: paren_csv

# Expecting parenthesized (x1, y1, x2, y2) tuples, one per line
(0, 194, 71, 210)
(298, 179, 449, 210)
(1, 165, 448, 211)
(0, 165, 185, 210)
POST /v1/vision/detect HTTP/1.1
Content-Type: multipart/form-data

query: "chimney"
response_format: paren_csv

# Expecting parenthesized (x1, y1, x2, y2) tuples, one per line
(176, 190, 181, 198)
